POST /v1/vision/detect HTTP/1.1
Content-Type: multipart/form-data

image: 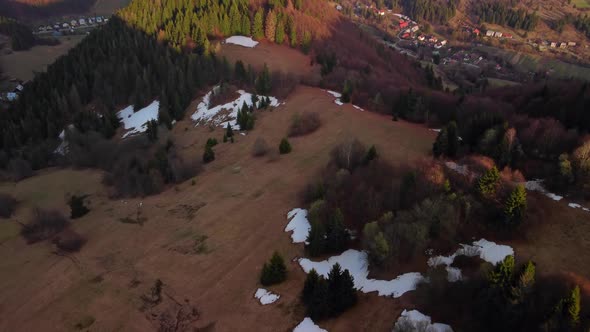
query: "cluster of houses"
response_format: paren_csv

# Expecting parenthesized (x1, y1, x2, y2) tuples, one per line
(485, 30, 513, 39)
(37, 16, 108, 33)
(0, 81, 25, 103)
(536, 40, 577, 51)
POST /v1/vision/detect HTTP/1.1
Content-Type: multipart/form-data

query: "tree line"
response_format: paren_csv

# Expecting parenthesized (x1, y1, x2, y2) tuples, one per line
(0, 16, 36, 50)
(474, 1, 539, 31)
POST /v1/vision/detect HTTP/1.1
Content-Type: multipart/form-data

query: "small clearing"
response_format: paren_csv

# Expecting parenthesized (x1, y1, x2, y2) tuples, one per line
(254, 288, 280, 305)
(393, 310, 453, 332)
(298, 249, 423, 297)
(293, 317, 327, 332)
(117, 101, 160, 138)
(225, 36, 259, 48)
(285, 208, 310, 244)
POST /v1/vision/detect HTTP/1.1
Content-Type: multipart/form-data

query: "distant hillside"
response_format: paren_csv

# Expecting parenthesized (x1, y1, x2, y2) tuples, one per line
(0, 0, 96, 20)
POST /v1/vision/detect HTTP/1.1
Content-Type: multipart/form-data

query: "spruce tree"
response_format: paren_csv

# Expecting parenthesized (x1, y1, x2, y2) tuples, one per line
(325, 209, 350, 253)
(306, 220, 326, 257)
(341, 80, 353, 103)
(146, 120, 159, 142)
(504, 185, 527, 225)
(477, 166, 500, 197)
(226, 123, 234, 138)
(264, 10, 277, 42)
(275, 18, 285, 44)
(302, 269, 320, 305)
(260, 251, 287, 286)
(253, 9, 264, 39)
(255, 64, 271, 95)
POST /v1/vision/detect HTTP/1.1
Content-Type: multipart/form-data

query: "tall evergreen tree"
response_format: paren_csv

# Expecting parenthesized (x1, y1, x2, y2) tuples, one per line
(265, 10, 277, 42)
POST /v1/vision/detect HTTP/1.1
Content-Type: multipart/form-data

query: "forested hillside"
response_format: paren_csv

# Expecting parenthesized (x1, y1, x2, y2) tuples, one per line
(473, 0, 539, 31)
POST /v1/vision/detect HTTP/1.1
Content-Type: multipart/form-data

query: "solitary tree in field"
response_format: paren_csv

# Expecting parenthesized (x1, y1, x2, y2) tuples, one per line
(260, 251, 287, 286)
(69, 195, 90, 219)
(203, 145, 215, 163)
(226, 123, 234, 138)
(279, 138, 292, 154)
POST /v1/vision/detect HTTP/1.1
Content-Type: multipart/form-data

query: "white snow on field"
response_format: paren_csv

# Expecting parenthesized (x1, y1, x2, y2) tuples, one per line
(568, 202, 590, 213)
(325, 90, 344, 106)
(286, 209, 311, 244)
(444, 161, 470, 176)
(523, 179, 563, 201)
(428, 239, 514, 281)
(293, 317, 327, 332)
(430, 128, 442, 133)
(299, 249, 424, 297)
(117, 101, 160, 138)
(191, 88, 279, 130)
(225, 35, 258, 48)
(254, 288, 280, 305)
(352, 105, 364, 111)
(393, 310, 453, 332)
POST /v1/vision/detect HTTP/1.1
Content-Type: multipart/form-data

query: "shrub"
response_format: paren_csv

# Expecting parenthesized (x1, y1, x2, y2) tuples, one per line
(21, 208, 69, 243)
(252, 137, 269, 157)
(260, 251, 287, 286)
(52, 229, 87, 252)
(364, 145, 377, 164)
(69, 195, 90, 219)
(203, 145, 215, 163)
(205, 138, 218, 148)
(279, 138, 292, 154)
(330, 139, 367, 172)
(288, 112, 321, 137)
(0, 193, 18, 218)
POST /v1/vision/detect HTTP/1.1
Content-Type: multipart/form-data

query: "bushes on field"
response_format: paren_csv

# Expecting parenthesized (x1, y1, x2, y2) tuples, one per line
(260, 251, 287, 286)
(252, 137, 269, 157)
(69, 195, 89, 219)
(305, 201, 350, 257)
(20, 208, 68, 243)
(288, 112, 321, 137)
(301, 264, 357, 320)
(203, 145, 215, 163)
(52, 229, 87, 252)
(0, 193, 18, 218)
(279, 138, 292, 154)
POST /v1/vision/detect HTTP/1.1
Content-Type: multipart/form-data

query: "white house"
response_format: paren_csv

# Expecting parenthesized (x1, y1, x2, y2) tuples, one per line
(79, 18, 87, 25)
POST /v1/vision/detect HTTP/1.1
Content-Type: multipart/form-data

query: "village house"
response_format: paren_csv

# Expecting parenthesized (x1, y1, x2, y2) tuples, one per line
(417, 35, 425, 41)
(473, 28, 481, 36)
(336, 4, 342, 11)
(79, 18, 87, 25)
(550, 42, 557, 48)
(486, 30, 495, 37)
(559, 42, 567, 49)
(62, 23, 69, 28)
(494, 31, 503, 38)
(96, 17, 103, 23)
(399, 20, 409, 29)
(568, 42, 576, 47)
(503, 33, 512, 39)
(410, 25, 419, 32)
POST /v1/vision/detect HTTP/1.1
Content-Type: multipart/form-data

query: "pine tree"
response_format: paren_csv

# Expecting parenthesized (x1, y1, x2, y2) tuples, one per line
(504, 185, 527, 225)
(308, 276, 330, 319)
(341, 80, 353, 103)
(265, 10, 277, 42)
(275, 17, 285, 44)
(253, 9, 264, 39)
(302, 269, 320, 305)
(306, 220, 326, 257)
(260, 251, 287, 286)
(226, 123, 234, 138)
(325, 209, 350, 253)
(146, 120, 159, 142)
(567, 286, 581, 326)
(477, 166, 500, 197)
(279, 138, 292, 154)
(365, 145, 377, 164)
(301, 30, 312, 54)
(203, 145, 215, 163)
(255, 64, 271, 95)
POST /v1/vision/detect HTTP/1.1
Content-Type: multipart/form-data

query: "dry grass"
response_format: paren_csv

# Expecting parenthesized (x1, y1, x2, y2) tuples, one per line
(0, 86, 436, 332)
(0, 35, 85, 81)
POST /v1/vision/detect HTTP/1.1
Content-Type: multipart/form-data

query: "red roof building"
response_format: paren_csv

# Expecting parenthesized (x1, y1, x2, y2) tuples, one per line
(399, 21, 409, 29)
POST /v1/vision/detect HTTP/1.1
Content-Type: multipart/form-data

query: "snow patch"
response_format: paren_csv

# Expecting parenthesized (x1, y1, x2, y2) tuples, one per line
(191, 88, 279, 130)
(523, 179, 563, 201)
(444, 161, 470, 176)
(225, 35, 258, 48)
(428, 239, 514, 281)
(286, 209, 311, 244)
(352, 105, 364, 111)
(569, 203, 581, 209)
(430, 128, 442, 133)
(254, 288, 280, 305)
(325, 90, 344, 106)
(293, 317, 327, 332)
(393, 310, 453, 332)
(117, 101, 160, 138)
(299, 249, 423, 297)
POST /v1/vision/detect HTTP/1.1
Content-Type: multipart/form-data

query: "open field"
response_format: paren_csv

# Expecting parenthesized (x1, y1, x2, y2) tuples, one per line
(0, 35, 84, 81)
(0, 86, 437, 332)
(573, 0, 590, 9)
(218, 41, 321, 84)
